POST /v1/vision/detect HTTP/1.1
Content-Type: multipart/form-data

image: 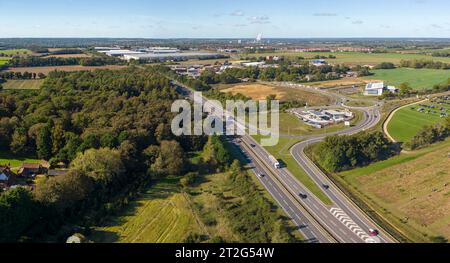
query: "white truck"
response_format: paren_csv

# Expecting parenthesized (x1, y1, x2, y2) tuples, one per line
(269, 155, 281, 169)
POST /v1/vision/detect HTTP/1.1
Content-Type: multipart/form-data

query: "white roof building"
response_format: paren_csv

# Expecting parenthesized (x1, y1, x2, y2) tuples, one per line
(364, 82, 384, 96)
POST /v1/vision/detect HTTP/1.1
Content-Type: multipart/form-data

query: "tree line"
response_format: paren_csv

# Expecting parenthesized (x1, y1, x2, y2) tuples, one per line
(310, 132, 397, 173)
(406, 117, 450, 150)
(6, 56, 125, 68)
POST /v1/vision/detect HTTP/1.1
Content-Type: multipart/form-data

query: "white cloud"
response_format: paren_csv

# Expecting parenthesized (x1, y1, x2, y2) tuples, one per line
(249, 15, 270, 24)
(230, 10, 245, 16)
(313, 13, 338, 17)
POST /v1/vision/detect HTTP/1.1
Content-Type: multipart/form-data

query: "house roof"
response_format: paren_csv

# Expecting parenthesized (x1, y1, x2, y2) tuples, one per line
(0, 173, 9, 181)
(21, 163, 41, 169)
(365, 82, 384, 90)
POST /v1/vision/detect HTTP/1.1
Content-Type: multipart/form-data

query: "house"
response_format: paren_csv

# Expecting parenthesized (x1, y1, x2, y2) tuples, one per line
(241, 61, 266, 67)
(18, 163, 44, 178)
(0, 166, 17, 189)
(311, 60, 327, 66)
(386, 86, 399, 93)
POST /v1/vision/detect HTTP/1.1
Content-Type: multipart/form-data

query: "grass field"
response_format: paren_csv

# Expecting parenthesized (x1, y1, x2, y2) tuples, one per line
(0, 49, 32, 56)
(90, 177, 206, 243)
(338, 139, 450, 242)
(0, 57, 9, 65)
(8, 65, 128, 74)
(2, 79, 44, 90)
(239, 51, 450, 66)
(363, 68, 450, 90)
(0, 152, 41, 168)
(387, 101, 450, 142)
(218, 83, 333, 106)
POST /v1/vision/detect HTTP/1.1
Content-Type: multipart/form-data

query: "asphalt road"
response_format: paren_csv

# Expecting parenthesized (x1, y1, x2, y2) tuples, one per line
(173, 80, 395, 243)
(290, 106, 396, 243)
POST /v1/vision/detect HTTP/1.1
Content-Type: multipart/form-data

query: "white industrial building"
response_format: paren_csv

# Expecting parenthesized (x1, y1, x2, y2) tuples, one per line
(123, 52, 224, 62)
(290, 109, 354, 129)
(364, 82, 398, 96)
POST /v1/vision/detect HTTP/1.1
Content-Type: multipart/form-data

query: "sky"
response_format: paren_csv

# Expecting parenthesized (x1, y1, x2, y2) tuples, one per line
(1, 0, 450, 38)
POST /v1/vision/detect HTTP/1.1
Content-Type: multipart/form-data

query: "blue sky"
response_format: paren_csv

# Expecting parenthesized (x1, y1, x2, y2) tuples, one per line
(1, 0, 450, 38)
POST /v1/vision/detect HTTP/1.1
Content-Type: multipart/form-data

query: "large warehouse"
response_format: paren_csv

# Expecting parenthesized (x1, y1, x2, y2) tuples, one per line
(123, 52, 225, 62)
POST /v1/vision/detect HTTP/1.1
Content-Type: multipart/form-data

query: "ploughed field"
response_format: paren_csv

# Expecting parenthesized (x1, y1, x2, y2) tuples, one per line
(338, 139, 450, 242)
(219, 83, 333, 106)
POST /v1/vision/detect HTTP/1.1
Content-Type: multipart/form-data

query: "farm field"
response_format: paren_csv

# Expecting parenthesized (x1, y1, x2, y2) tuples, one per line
(2, 79, 44, 90)
(43, 53, 91, 58)
(219, 83, 333, 105)
(363, 68, 450, 90)
(387, 101, 450, 142)
(240, 51, 450, 66)
(338, 139, 450, 242)
(90, 177, 206, 243)
(8, 65, 128, 74)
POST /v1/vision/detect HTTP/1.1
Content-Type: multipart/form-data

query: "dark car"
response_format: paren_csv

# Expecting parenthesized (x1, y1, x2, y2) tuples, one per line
(322, 184, 330, 190)
(299, 193, 308, 199)
(250, 144, 256, 148)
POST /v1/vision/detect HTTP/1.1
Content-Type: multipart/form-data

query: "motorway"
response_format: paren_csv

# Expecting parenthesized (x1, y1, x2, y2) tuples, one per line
(173, 80, 395, 243)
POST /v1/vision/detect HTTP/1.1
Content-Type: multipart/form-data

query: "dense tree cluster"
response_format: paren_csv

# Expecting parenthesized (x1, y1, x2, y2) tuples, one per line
(7, 56, 124, 67)
(407, 118, 450, 150)
(374, 62, 396, 69)
(218, 63, 348, 82)
(0, 67, 211, 242)
(431, 51, 450, 58)
(400, 59, 450, 69)
(311, 132, 396, 173)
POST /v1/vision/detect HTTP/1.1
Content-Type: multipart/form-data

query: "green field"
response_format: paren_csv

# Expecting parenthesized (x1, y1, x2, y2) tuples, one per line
(363, 68, 450, 90)
(0, 152, 41, 168)
(387, 102, 450, 142)
(0, 49, 32, 56)
(0, 57, 9, 65)
(338, 139, 450, 242)
(239, 51, 450, 66)
(90, 177, 206, 243)
(2, 79, 44, 90)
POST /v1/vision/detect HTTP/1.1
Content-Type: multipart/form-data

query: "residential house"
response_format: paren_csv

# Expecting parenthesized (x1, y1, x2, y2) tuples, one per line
(0, 166, 17, 190)
(18, 163, 45, 178)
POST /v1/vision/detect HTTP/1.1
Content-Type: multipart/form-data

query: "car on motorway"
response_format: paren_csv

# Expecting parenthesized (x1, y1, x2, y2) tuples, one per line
(299, 193, 308, 199)
(369, 229, 379, 236)
(322, 184, 330, 190)
(257, 173, 265, 178)
(250, 144, 256, 148)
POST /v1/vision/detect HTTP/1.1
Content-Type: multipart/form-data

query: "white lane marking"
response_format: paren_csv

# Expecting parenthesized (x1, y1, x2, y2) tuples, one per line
(330, 207, 380, 243)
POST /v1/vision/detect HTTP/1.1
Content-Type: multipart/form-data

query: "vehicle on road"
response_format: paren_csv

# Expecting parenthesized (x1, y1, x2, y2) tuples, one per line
(322, 184, 330, 190)
(369, 229, 379, 237)
(299, 193, 308, 199)
(250, 143, 256, 148)
(269, 155, 281, 169)
(257, 173, 265, 178)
